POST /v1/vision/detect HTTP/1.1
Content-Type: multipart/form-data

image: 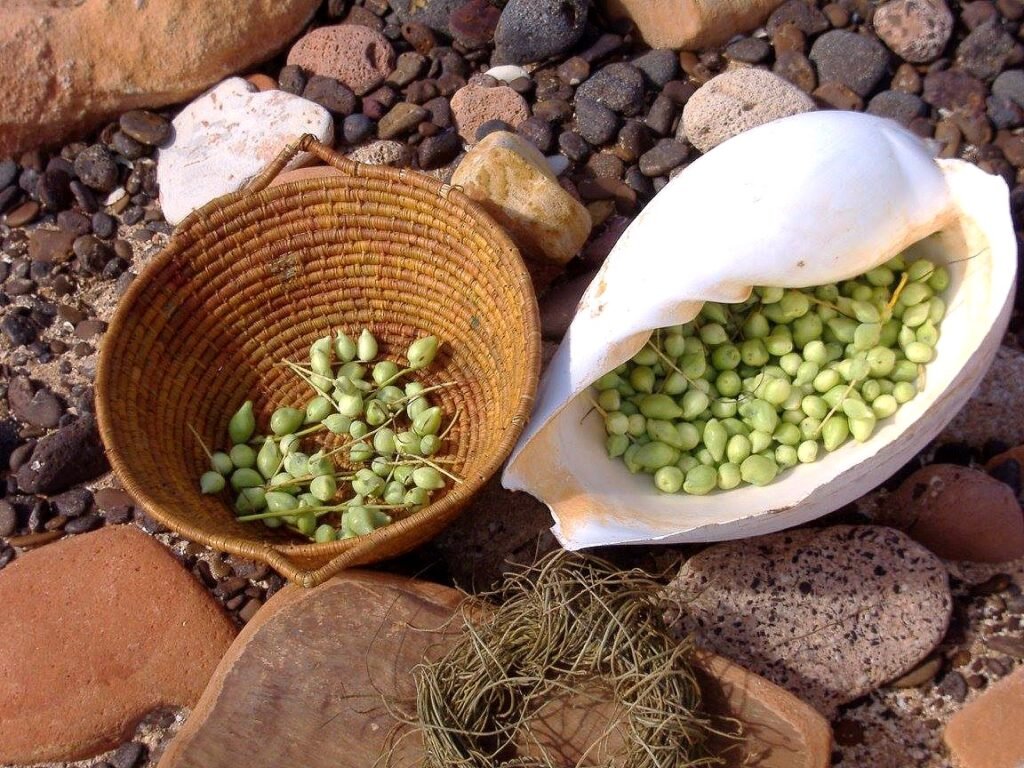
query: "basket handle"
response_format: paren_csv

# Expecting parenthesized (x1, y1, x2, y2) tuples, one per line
(263, 536, 385, 589)
(242, 133, 362, 195)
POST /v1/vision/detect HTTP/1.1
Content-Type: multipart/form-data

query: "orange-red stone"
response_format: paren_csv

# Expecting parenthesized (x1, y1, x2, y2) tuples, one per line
(944, 667, 1024, 767)
(0, 526, 237, 764)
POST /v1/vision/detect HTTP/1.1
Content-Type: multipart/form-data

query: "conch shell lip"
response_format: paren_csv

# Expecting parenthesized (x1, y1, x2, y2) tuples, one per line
(502, 111, 1017, 550)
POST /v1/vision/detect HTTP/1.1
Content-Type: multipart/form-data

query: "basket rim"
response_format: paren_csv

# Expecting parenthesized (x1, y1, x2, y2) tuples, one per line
(95, 153, 542, 586)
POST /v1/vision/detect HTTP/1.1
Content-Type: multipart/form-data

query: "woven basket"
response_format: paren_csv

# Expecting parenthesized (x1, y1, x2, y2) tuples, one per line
(96, 135, 541, 587)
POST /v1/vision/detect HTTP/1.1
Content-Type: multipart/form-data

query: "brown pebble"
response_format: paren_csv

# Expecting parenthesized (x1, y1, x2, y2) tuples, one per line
(4, 201, 40, 227)
(986, 634, 1024, 658)
(967, 674, 987, 690)
(7, 531, 63, 548)
(238, 598, 263, 623)
(74, 320, 108, 339)
(823, 2, 850, 26)
(244, 73, 277, 92)
(772, 22, 807, 54)
(951, 649, 973, 668)
(971, 573, 1013, 596)
(892, 63, 923, 94)
(833, 719, 865, 746)
(890, 655, 943, 688)
(812, 82, 864, 111)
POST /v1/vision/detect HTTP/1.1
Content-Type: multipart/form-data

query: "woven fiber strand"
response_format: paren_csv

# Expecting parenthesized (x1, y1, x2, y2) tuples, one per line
(96, 135, 541, 587)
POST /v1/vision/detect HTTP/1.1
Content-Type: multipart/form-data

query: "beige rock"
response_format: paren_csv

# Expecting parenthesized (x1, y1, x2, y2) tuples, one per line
(450, 84, 530, 142)
(874, 0, 954, 64)
(944, 667, 1024, 768)
(603, 0, 786, 50)
(451, 131, 591, 284)
(0, 0, 320, 158)
(889, 464, 1024, 563)
(0, 527, 237, 763)
(682, 68, 816, 152)
(347, 139, 413, 167)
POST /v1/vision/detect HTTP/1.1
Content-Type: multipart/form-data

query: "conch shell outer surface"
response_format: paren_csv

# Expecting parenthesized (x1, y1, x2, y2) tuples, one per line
(502, 111, 1016, 550)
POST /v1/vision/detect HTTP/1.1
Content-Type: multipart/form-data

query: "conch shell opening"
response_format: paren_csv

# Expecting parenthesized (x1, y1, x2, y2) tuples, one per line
(502, 111, 1017, 550)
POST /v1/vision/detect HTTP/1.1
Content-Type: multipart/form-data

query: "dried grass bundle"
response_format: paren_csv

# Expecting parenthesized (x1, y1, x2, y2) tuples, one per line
(411, 551, 725, 768)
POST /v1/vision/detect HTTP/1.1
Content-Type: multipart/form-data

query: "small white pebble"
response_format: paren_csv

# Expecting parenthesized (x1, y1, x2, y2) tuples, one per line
(103, 187, 127, 206)
(485, 64, 530, 84)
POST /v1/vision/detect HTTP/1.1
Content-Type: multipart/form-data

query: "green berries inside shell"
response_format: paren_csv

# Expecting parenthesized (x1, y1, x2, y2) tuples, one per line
(594, 256, 948, 495)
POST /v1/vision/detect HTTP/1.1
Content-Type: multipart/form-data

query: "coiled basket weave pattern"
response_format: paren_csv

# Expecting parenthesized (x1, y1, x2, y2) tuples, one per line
(96, 135, 541, 587)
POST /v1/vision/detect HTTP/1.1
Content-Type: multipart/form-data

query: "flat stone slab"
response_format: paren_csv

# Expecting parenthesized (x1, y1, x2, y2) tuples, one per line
(0, 526, 237, 764)
(157, 77, 333, 224)
(944, 666, 1024, 767)
(665, 525, 952, 718)
(159, 571, 831, 768)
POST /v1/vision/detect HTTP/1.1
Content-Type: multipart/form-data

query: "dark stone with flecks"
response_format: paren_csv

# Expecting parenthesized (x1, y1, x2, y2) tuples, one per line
(15, 414, 109, 495)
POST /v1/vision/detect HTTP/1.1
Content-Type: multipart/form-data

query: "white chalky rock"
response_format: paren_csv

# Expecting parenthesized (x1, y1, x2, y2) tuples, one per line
(157, 78, 333, 224)
(485, 64, 531, 83)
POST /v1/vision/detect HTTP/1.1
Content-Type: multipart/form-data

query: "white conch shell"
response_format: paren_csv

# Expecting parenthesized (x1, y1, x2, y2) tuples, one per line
(502, 110, 1016, 550)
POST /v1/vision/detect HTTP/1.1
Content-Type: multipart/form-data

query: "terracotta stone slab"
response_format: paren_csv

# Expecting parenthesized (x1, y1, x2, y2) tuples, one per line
(159, 571, 830, 768)
(944, 667, 1024, 768)
(0, 526, 237, 764)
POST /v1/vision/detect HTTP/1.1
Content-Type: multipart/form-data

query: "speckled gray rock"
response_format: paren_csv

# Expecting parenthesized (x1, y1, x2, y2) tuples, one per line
(867, 90, 927, 124)
(574, 96, 620, 145)
(993, 70, 1024, 109)
(809, 30, 890, 97)
(681, 69, 815, 152)
(387, 0, 463, 34)
(664, 525, 952, 717)
(346, 140, 413, 167)
(631, 49, 679, 88)
(575, 62, 645, 116)
(493, 0, 588, 65)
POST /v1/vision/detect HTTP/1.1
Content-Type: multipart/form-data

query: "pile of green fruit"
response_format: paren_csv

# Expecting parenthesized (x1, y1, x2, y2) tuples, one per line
(593, 255, 948, 495)
(196, 329, 459, 542)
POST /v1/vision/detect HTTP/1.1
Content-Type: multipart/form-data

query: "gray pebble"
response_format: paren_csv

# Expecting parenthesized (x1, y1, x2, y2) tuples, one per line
(0, 500, 16, 537)
(494, 0, 588, 65)
(576, 62, 645, 115)
(73, 145, 119, 193)
(810, 30, 890, 97)
(867, 90, 927, 125)
(574, 96, 620, 145)
(632, 49, 680, 87)
(638, 139, 688, 177)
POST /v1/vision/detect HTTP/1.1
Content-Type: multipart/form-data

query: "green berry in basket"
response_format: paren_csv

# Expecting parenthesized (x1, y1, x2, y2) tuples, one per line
(256, 439, 282, 480)
(408, 335, 440, 370)
(228, 400, 256, 444)
(592, 256, 949, 495)
(210, 451, 234, 476)
(335, 331, 357, 362)
(200, 471, 225, 494)
(270, 407, 305, 436)
(357, 329, 378, 362)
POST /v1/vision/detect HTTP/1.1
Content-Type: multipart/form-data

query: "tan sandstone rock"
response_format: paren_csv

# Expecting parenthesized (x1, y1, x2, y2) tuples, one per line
(0, 0, 320, 158)
(602, 0, 786, 50)
(944, 667, 1024, 768)
(451, 131, 591, 285)
(0, 526, 237, 763)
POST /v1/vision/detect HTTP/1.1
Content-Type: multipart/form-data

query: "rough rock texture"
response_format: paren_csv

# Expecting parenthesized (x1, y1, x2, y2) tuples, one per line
(887, 465, 1024, 563)
(873, 0, 954, 63)
(15, 413, 108, 494)
(450, 131, 591, 285)
(0, 527, 237, 763)
(387, 0, 464, 34)
(602, 0, 786, 50)
(941, 346, 1024, 448)
(0, 0, 320, 157)
(808, 30, 890, 97)
(944, 667, 1024, 768)
(664, 525, 952, 717)
(681, 68, 816, 152)
(156, 78, 333, 224)
(347, 139, 414, 166)
(286, 25, 395, 96)
(493, 0, 589, 65)
(451, 83, 531, 142)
